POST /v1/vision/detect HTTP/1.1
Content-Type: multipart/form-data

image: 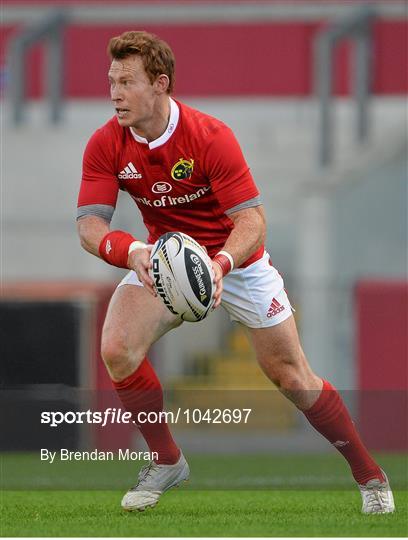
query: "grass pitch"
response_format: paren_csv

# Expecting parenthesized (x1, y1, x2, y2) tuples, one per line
(1, 453, 407, 537)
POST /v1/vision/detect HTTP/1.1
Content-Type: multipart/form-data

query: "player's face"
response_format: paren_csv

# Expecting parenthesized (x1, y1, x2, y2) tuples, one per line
(108, 56, 157, 128)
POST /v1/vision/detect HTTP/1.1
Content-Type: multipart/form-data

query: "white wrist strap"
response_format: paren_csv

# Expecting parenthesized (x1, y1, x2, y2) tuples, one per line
(128, 240, 147, 254)
(217, 250, 234, 271)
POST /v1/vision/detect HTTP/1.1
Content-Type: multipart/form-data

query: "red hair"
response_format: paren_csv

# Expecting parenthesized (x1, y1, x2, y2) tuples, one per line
(108, 31, 175, 94)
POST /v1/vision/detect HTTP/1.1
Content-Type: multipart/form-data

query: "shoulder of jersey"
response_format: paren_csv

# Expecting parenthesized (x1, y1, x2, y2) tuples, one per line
(104, 116, 125, 137)
(178, 101, 230, 139)
(93, 116, 127, 146)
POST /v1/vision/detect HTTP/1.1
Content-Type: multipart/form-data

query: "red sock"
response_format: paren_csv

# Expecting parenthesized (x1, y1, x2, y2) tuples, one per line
(113, 358, 180, 465)
(304, 380, 384, 484)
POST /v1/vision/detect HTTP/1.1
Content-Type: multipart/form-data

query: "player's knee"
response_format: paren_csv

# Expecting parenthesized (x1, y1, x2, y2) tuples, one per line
(101, 338, 127, 375)
(264, 350, 306, 389)
(269, 367, 301, 391)
(278, 371, 305, 393)
(277, 356, 318, 395)
(101, 334, 143, 380)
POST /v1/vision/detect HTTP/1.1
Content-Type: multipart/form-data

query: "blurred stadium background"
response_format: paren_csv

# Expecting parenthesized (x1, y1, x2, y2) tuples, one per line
(1, 0, 407, 462)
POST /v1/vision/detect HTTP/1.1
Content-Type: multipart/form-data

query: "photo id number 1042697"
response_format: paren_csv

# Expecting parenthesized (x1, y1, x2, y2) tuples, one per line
(183, 408, 252, 424)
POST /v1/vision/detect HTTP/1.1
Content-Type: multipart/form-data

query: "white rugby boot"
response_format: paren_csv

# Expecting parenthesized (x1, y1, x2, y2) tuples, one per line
(121, 452, 190, 511)
(359, 470, 395, 514)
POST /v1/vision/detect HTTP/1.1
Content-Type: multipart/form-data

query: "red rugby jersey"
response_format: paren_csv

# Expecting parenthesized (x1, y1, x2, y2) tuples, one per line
(78, 99, 263, 265)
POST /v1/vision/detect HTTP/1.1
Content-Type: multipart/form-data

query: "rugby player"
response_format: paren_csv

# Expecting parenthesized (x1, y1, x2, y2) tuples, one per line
(77, 31, 394, 514)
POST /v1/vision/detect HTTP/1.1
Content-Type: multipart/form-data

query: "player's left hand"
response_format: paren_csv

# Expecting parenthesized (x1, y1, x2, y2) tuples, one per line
(211, 260, 223, 309)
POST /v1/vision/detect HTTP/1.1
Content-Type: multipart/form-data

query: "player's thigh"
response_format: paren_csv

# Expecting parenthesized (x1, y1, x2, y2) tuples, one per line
(221, 252, 313, 381)
(102, 280, 182, 375)
(247, 317, 320, 390)
(248, 318, 322, 406)
(247, 315, 303, 370)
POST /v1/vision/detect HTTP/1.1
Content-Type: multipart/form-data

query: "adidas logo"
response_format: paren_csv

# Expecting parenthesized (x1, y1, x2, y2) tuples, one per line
(118, 162, 142, 180)
(267, 297, 285, 318)
(333, 440, 350, 448)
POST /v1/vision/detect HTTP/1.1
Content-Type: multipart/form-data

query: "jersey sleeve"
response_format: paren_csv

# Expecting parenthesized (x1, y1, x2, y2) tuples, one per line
(203, 126, 260, 214)
(77, 127, 120, 219)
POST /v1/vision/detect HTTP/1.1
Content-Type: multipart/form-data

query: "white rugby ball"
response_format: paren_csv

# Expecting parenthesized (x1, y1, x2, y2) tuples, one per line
(149, 232, 215, 322)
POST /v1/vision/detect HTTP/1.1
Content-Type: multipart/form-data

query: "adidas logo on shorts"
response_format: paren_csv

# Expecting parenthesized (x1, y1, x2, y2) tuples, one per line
(267, 297, 285, 318)
(118, 162, 142, 180)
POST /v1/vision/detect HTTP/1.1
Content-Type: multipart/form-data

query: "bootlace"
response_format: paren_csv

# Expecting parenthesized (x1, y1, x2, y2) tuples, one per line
(361, 480, 388, 511)
(130, 461, 158, 491)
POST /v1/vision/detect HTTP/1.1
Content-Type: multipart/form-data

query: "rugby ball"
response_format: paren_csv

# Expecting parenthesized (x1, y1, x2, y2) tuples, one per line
(149, 232, 215, 322)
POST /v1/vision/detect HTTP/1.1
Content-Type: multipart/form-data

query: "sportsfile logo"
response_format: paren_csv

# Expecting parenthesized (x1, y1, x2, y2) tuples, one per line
(118, 162, 142, 180)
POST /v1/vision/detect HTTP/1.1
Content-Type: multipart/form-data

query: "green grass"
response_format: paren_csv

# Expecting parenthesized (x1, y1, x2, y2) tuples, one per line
(1, 453, 407, 537)
(2, 489, 407, 537)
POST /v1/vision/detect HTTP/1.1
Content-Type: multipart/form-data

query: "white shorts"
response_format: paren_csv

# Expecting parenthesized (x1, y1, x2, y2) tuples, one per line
(118, 250, 293, 329)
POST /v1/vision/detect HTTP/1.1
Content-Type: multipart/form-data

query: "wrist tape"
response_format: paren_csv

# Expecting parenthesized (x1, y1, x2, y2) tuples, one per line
(99, 230, 137, 268)
(213, 250, 234, 276)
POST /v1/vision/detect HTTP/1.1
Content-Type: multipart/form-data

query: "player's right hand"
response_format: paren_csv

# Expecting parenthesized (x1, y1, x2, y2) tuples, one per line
(211, 260, 224, 309)
(127, 245, 157, 297)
